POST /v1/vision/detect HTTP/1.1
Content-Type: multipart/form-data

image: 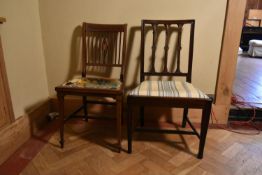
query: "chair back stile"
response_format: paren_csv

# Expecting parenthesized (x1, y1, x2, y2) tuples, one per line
(82, 23, 127, 82)
(140, 20, 195, 83)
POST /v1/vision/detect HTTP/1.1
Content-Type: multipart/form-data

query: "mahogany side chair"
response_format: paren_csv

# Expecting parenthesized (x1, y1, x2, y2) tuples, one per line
(127, 19, 212, 159)
(55, 22, 127, 152)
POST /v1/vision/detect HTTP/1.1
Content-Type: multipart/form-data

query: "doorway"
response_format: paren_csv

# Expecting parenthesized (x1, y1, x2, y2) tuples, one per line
(231, 0, 262, 120)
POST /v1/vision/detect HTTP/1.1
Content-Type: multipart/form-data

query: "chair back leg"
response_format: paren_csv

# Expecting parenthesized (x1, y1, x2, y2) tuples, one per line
(82, 96, 88, 121)
(127, 106, 133, 153)
(182, 108, 188, 128)
(139, 106, 144, 127)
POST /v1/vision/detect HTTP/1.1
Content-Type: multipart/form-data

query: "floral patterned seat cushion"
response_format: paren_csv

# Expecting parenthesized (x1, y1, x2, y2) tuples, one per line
(63, 78, 121, 90)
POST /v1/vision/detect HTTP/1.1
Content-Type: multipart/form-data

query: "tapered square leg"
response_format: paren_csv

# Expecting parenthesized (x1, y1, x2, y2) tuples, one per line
(116, 96, 122, 152)
(198, 101, 212, 159)
(127, 106, 132, 154)
(82, 96, 88, 122)
(58, 93, 65, 148)
(139, 106, 144, 127)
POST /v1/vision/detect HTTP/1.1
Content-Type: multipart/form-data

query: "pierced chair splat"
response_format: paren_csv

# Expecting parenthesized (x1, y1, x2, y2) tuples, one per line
(127, 19, 212, 159)
(55, 22, 127, 152)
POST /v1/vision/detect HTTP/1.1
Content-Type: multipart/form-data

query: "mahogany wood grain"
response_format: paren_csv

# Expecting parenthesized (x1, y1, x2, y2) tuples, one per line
(140, 20, 194, 83)
(82, 23, 127, 81)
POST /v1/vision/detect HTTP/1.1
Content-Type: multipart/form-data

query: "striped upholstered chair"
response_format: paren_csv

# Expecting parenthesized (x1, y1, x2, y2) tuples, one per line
(127, 19, 212, 159)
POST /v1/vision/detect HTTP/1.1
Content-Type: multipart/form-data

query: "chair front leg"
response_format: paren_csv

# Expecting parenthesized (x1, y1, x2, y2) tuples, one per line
(58, 93, 65, 148)
(116, 95, 122, 152)
(198, 101, 212, 159)
(127, 105, 133, 153)
(139, 106, 144, 127)
(82, 96, 88, 121)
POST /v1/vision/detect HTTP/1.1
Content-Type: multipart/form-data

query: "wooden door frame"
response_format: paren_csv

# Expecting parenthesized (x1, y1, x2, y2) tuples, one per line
(214, 0, 247, 124)
(0, 17, 15, 128)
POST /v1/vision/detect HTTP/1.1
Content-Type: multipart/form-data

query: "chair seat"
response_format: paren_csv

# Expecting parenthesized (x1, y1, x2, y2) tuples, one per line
(63, 77, 121, 90)
(129, 80, 208, 99)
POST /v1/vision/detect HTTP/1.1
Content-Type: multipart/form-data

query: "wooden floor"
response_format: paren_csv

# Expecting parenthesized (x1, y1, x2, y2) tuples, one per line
(233, 54, 262, 108)
(20, 120, 262, 175)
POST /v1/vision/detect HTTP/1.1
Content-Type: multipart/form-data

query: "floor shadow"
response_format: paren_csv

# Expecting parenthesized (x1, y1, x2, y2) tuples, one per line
(24, 99, 51, 138)
(50, 119, 125, 153)
(48, 117, 197, 156)
(133, 119, 197, 157)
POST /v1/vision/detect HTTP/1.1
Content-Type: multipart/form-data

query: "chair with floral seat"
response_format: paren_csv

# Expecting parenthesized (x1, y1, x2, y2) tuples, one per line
(55, 22, 127, 152)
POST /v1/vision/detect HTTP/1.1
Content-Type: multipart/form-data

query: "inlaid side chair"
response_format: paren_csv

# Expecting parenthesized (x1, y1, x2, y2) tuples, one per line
(127, 19, 212, 159)
(55, 23, 127, 152)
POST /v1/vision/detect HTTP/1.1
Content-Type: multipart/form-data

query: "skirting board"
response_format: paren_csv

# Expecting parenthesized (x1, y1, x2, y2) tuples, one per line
(0, 100, 50, 165)
(0, 116, 30, 165)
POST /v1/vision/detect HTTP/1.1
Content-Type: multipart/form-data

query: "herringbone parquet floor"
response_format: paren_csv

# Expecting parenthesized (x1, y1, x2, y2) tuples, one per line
(20, 120, 262, 175)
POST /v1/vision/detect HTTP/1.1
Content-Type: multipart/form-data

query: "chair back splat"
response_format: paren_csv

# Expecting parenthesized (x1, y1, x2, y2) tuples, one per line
(82, 23, 127, 82)
(140, 20, 195, 83)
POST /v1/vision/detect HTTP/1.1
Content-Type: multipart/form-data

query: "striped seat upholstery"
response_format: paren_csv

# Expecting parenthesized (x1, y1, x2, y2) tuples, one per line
(129, 80, 209, 99)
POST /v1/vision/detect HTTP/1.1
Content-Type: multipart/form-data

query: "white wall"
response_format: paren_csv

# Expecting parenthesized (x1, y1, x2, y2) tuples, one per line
(39, 0, 227, 95)
(0, 0, 49, 118)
